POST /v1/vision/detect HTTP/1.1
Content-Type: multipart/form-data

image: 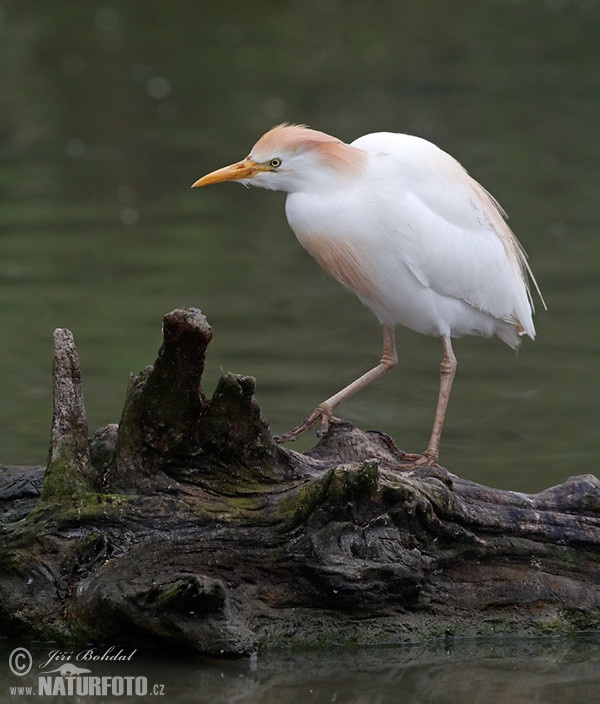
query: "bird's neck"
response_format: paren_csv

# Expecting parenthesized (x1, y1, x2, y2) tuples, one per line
(278, 144, 368, 195)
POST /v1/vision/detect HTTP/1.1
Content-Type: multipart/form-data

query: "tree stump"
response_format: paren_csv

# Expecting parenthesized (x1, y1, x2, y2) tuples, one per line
(0, 308, 598, 656)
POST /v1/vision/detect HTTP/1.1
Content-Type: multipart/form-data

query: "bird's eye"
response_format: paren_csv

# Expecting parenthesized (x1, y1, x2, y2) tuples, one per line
(269, 158, 282, 169)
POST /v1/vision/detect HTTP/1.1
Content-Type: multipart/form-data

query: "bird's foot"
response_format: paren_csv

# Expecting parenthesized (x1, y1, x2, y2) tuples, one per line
(399, 451, 438, 467)
(272, 405, 335, 444)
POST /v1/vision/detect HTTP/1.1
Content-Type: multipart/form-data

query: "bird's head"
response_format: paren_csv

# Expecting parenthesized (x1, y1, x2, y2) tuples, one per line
(192, 124, 367, 194)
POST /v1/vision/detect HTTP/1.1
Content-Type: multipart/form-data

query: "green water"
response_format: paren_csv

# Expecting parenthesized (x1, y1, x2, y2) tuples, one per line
(2, 4, 599, 491)
(2, 2, 599, 491)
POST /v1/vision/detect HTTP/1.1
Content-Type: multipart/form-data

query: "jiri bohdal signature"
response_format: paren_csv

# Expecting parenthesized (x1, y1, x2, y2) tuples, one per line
(39, 647, 137, 671)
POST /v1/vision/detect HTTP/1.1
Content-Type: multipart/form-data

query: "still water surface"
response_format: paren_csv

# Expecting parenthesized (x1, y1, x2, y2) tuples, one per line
(1, 2, 599, 492)
(1, 2, 599, 699)
(2, 637, 600, 703)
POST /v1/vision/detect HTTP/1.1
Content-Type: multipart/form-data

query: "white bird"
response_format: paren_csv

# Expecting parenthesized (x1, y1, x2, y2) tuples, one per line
(192, 124, 544, 464)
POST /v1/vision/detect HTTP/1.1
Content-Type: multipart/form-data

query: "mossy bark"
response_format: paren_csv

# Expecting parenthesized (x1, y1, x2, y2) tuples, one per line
(41, 328, 98, 501)
(0, 309, 599, 656)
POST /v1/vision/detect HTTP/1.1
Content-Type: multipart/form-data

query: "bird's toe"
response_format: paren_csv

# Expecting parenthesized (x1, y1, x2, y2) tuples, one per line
(272, 406, 334, 444)
(400, 451, 438, 468)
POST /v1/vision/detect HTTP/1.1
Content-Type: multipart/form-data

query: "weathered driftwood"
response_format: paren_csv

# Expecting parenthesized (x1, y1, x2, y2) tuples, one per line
(0, 308, 598, 656)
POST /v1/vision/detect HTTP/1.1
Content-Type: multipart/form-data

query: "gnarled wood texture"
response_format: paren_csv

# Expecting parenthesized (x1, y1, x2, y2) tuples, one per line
(0, 309, 598, 656)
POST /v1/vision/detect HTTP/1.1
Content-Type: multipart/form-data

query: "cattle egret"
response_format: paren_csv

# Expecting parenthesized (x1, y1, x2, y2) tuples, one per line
(192, 124, 544, 464)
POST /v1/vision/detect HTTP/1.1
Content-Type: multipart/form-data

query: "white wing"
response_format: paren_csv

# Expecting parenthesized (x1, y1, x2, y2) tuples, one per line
(352, 133, 542, 339)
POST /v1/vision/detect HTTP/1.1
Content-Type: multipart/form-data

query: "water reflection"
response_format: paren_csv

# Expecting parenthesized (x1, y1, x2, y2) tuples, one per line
(212, 638, 600, 704)
(3, 637, 598, 703)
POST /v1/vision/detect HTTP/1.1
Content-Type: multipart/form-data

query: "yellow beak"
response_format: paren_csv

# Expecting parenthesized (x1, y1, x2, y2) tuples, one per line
(191, 158, 262, 188)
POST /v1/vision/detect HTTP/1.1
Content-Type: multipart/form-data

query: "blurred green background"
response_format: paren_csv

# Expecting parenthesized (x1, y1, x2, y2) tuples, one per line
(1, 0, 599, 491)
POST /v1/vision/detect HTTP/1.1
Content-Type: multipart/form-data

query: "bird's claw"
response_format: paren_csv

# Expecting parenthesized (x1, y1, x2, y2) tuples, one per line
(399, 451, 438, 467)
(272, 406, 334, 444)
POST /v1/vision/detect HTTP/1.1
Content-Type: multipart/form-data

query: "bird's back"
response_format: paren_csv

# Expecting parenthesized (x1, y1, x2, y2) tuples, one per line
(344, 132, 540, 346)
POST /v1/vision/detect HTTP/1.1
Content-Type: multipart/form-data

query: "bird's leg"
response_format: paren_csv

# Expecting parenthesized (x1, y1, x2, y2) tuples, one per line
(273, 325, 397, 444)
(407, 335, 457, 466)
